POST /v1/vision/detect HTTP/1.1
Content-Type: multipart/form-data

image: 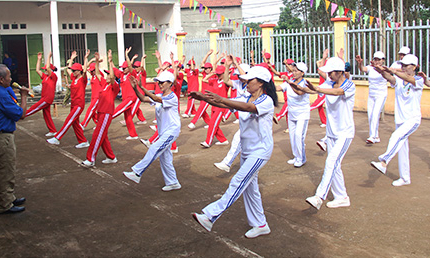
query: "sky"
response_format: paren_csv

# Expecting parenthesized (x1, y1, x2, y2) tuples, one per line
(242, 0, 285, 24)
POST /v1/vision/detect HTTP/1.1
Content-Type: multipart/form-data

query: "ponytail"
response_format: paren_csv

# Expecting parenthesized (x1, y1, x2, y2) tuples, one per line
(258, 78, 278, 107)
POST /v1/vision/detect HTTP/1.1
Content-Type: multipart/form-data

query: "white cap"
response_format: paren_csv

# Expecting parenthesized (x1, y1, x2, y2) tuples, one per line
(373, 51, 385, 59)
(239, 66, 271, 82)
(398, 46, 410, 55)
(154, 71, 175, 83)
(400, 54, 418, 66)
(295, 62, 308, 73)
(319, 57, 345, 73)
(233, 63, 251, 75)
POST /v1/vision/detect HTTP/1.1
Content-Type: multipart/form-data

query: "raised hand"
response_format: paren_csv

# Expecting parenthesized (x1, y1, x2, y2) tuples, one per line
(322, 49, 329, 59)
(355, 55, 363, 64)
(129, 75, 138, 89)
(94, 52, 100, 61)
(108, 49, 112, 62)
(37, 52, 42, 60)
(154, 50, 161, 59)
(418, 71, 427, 79)
(85, 49, 90, 58)
(305, 80, 317, 91)
(70, 51, 77, 60)
(125, 47, 132, 55)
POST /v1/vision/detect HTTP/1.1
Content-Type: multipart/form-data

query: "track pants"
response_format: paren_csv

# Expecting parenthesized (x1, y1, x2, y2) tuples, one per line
(113, 98, 138, 137)
(0, 133, 16, 212)
(149, 128, 177, 151)
(205, 108, 227, 145)
(86, 113, 116, 162)
(315, 137, 353, 200)
(55, 106, 87, 143)
(131, 100, 146, 122)
(203, 157, 268, 227)
(25, 99, 56, 133)
(81, 99, 99, 128)
(367, 95, 386, 139)
(288, 118, 309, 164)
(184, 97, 197, 116)
(221, 129, 241, 167)
(310, 95, 326, 125)
(190, 101, 210, 125)
(378, 118, 421, 183)
(132, 133, 179, 186)
(275, 92, 288, 122)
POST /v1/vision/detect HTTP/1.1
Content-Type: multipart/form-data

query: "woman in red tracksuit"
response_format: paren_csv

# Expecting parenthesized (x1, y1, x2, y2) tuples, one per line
(183, 57, 199, 117)
(200, 65, 229, 147)
(26, 51, 57, 136)
(81, 51, 119, 167)
(80, 62, 105, 129)
(46, 50, 89, 148)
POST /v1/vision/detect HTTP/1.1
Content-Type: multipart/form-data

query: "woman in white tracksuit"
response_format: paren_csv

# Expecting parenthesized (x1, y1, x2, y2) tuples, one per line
(191, 66, 278, 239)
(370, 54, 424, 187)
(356, 51, 388, 144)
(123, 70, 181, 191)
(277, 62, 310, 168)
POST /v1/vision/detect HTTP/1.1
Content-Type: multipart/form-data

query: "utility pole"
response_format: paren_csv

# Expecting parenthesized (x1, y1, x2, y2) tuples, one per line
(378, 0, 385, 52)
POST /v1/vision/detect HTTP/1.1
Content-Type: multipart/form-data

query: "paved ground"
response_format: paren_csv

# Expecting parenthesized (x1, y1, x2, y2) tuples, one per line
(1, 98, 430, 258)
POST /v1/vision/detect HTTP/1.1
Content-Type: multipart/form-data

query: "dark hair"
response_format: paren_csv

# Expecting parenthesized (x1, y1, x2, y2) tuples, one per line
(257, 78, 278, 107)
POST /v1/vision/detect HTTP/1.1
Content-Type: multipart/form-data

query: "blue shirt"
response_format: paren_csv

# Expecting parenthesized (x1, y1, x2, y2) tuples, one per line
(0, 86, 23, 132)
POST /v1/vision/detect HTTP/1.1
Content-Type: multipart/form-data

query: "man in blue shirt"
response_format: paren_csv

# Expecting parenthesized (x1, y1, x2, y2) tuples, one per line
(0, 64, 28, 214)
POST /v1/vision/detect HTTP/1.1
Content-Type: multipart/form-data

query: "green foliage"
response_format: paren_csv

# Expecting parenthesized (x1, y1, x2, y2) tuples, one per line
(276, 6, 303, 30)
(244, 22, 263, 32)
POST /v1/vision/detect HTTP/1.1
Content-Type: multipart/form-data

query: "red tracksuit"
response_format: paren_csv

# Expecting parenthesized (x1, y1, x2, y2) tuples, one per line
(86, 80, 120, 162)
(113, 70, 138, 137)
(55, 73, 87, 143)
(190, 71, 212, 125)
(131, 70, 147, 122)
(81, 73, 105, 128)
(222, 73, 240, 121)
(310, 76, 327, 125)
(184, 68, 199, 115)
(26, 72, 57, 133)
(204, 77, 228, 145)
(275, 72, 292, 122)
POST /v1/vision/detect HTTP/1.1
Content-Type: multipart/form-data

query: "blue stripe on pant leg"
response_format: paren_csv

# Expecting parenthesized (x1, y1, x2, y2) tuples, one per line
(210, 158, 263, 223)
(135, 135, 174, 176)
(381, 123, 419, 162)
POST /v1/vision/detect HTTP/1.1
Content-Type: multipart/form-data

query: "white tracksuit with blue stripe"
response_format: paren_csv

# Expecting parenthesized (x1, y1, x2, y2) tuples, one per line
(203, 94, 274, 227)
(315, 79, 355, 200)
(132, 92, 181, 186)
(378, 76, 423, 183)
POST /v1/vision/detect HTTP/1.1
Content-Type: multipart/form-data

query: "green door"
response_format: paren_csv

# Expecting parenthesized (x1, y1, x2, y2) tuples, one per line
(106, 33, 119, 67)
(27, 34, 43, 87)
(143, 32, 158, 78)
(86, 33, 98, 58)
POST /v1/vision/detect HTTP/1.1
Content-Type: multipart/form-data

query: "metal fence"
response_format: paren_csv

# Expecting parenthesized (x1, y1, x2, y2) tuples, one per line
(346, 20, 430, 79)
(271, 27, 334, 76)
(183, 37, 210, 64)
(217, 32, 262, 65)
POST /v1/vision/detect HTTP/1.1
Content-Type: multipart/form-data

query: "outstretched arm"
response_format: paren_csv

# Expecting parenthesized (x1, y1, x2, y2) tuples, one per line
(190, 90, 258, 113)
(373, 64, 396, 85)
(306, 80, 345, 96)
(66, 51, 77, 77)
(36, 52, 43, 77)
(418, 72, 430, 87)
(355, 55, 368, 73)
(83, 49, 90, 75)
(107, 50, 115, 85)
(200, 49, 213, 68)
(125, 47, 134, 73)
(94, 52, 102, 81)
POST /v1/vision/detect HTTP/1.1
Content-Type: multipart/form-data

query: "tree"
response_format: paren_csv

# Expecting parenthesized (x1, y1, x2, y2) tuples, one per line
(276, 6, 302, 30)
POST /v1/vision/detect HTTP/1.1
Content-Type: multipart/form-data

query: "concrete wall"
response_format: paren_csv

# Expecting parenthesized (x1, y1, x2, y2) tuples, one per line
(180, 6, 243, 38)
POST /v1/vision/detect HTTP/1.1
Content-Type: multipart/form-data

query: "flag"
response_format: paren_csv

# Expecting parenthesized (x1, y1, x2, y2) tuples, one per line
(204, 6, 208, 14)
(193, 0, 198, 11)
(325, 0, 330, 11)
(310, 0, 314, 7)
(351, 10, 356, 22)
(199, 3, 203, 13)
(369, 16, 374, 26)
(217, 13, 221, 23)
(315, 0, 321, 9)
(344, 8, 349, 17)
(331, 3, 337, 16)
(221, 15, 225, 25)
(209, 9, 212, 19)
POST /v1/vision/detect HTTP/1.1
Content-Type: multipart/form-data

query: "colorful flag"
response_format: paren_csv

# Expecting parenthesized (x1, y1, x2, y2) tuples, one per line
(331, 3, 338, 16)
(325, 0, 330, 11)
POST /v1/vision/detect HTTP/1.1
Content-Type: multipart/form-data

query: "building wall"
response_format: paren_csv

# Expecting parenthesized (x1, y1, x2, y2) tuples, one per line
(180, 6, 243, 38)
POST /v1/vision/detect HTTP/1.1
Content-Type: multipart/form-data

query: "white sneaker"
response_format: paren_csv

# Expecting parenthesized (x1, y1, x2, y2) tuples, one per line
(136, 120, 147, 125)
(149, 125, 157, 131)
(316, 141, 327, 152)
(273, 116, 279, 124)
(102, 157, 118, 164)
(294, 161, 305, 168)
(126, 136, 139, 140)
(233, 119, 239, 124)
(171, 147, 179, 154)
(152, 120, 157, 124)
(245, 224, 271, 238)
(119, 120, 126, 125)
(200, 141, 210, 148)
(221, 116, 226, 123)
(75, 141, 90, 148)
(188, 123, 196, 130)
(162, 183, 181, 191)
(326, 196, 350, 208)
(392, 178, 411, 187)
(204, 125, 209, 129)
(374, 137, 381, 143)
(214, 162, 230, 172)
(306, 195, 323, 210)
(215, 140, 229, 146)
(123, 171, 141, 184)
(366, 137, 375, 144)
(81, 160, 95, 168)
(320, 124, 326, 128)
(192, 213, 213, 232)
(92, 126, 97, 130)
(287, 158, 296, 165)
(283, 128, 289, 133)
(190, 114, 196, 117)
(47, 137, 60, 145)
(182, 114, 190, 118)
(45, 132, 56, 137)
(140, 139, 151, 148)
(371, 161, 386, 174)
